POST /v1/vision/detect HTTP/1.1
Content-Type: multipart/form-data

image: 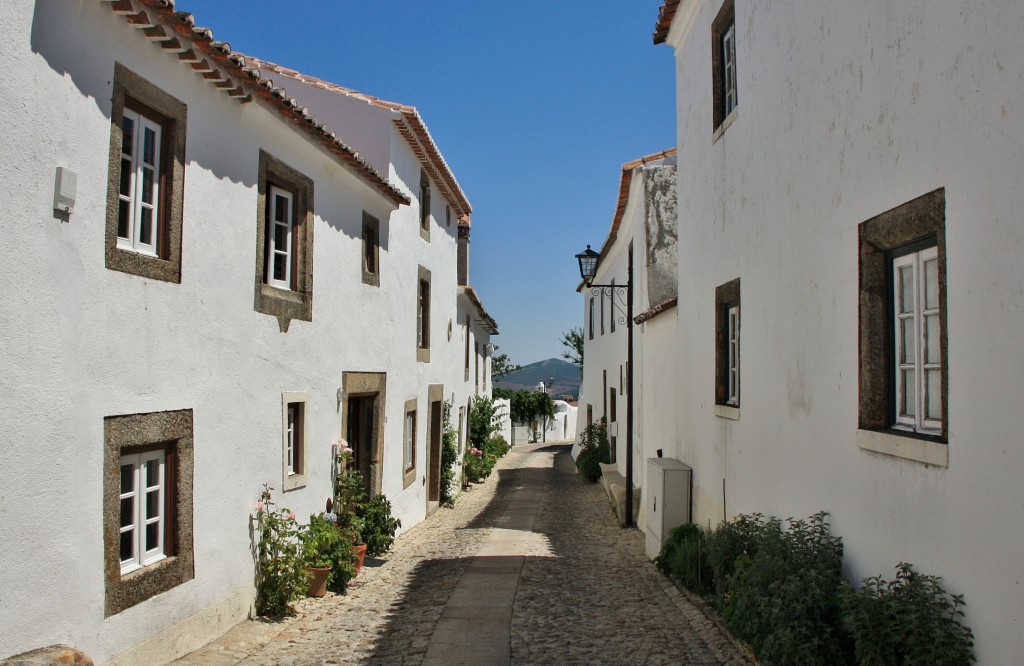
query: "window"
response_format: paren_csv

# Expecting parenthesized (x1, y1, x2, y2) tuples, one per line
(858, 189, 948, 462)
(255, 151, 314, 329)
(104, 409, 193, 617)
(403, 399, 417, 488)
(119, 450, 167, 575)
(475, 343, 480, 391)
(610, 279, 616, 333)
(417, 266, 431, 363)
(419, 169, 431, 240)
(711, 0, 737, 131)
(601, 290, 606, 335)
(282, 393, 307, 491)
(362, 212, 380, 287)
(446, 204, 452, 228)
(105, 64, 186, 283)
(715, 278, 741, 413)
(589, 296, 595, 340)
(893, 246, 942, 433)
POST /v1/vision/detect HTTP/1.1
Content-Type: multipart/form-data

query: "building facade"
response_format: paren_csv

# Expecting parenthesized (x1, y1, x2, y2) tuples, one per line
(0, 1, 494, 662)
(655, 0, 1024, 661)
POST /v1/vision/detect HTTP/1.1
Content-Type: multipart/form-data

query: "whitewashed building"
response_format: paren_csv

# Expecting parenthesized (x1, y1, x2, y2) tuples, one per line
(655, 0, 1024, 661)
(576, 149, 679, 519)
(0, 1, 494, 662)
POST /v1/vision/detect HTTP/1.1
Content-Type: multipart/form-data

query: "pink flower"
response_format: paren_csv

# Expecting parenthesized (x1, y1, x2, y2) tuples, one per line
(285, 512, 296, 521)
(343, 446, 353, 454)
(331, 439, 341, 448)
(255, 501, 265, 511)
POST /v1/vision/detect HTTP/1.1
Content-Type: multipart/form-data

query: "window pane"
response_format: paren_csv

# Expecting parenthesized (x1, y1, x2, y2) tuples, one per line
(122, 116, 134, 156)
(119, 157, 132, 197)
(143, 127, 156, 165)
(925, 313, 940, 365)
(145, 459, 159, 487)
(899, 265, 914, 314)
(275, 195, 288, 224)
(139, 207, 153, 245)
(141, 167, 154, 205)
(117, 200, 131, 239)
(146, 522, 159, 550)
(274, 223, 287, 251)
(120, 530, 134, 562)
(273, 253, 287, 281)
(145, 490, 160, 519)
(120, 463, 134, 493)
(120, 497, 134, 528)
(900, 317, 914, 362)
(902, 370, 916, 417)
(926, 369, 941, 420)
(924, 258, 939, 310)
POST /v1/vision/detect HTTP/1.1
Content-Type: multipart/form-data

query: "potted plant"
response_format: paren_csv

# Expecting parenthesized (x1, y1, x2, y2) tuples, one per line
(301, 513, 342, 596)
(362, 494, 401, 557)
(333, 447, 369, 571)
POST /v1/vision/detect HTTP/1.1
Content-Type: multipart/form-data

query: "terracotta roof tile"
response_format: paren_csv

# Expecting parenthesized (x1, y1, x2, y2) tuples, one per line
(458, 286, 499, 335)
(653, 0, 681, 45)
(244, 57, 473, 218)
(634, 296, 678, 324)
(106, 0, 410, 207)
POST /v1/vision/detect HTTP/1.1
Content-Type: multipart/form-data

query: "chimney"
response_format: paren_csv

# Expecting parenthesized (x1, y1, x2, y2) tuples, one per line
(457, 215, 470, 285)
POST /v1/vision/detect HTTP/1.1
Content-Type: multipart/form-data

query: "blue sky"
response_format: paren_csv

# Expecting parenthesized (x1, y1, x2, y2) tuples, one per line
(184, 1, 675, 365)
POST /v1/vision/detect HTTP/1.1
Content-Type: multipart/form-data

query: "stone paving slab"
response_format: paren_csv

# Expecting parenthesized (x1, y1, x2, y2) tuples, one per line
(175, 441, 753, 666)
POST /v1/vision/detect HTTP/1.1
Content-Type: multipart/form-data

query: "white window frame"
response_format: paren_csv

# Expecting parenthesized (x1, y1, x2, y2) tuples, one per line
(722, 23, 737, 116)
(119, 450, 166, 575)
(727, 303, 740, 406)
(893, 246, 942, 434)
(282, 392, 308, 491)
(117, 108, 162, 257)
(404, 409, 416, 472)
(266, 185, 294, 290)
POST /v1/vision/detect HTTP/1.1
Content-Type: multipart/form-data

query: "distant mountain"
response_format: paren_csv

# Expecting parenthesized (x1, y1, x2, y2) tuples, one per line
(495, 358, 581, 401)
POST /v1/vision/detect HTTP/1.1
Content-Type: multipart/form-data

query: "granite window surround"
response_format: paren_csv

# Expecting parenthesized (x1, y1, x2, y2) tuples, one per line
(715, 278, 741, 417)
(282, 392, 308, 491)
(105, 63, 186, 283)
(403, 398, 417, 489)
(419, 169, 432, 241)
(417, 265, 431, 363)
(254, 150, 314, 331)
(340, 372, 387, 497)
(104, 409, 194, 617)
(711, 0, 738, 134)
(361, 212, 380, 287)
(858, 188, 948, 465)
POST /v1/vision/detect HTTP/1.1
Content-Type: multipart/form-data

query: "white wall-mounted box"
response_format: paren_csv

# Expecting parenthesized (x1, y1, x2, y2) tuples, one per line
(644, 457, 692, 559)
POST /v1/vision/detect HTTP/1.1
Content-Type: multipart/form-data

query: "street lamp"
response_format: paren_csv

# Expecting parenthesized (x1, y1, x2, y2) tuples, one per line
(575, 244, 635, 528)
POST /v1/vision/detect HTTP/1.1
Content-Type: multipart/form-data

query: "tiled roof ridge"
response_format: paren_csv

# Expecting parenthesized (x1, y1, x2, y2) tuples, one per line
(634, 296, 678, 325)
(597, 147, 678, 265)
(244, 57, 473, 217)
(653, 0, 681, 45)
(104, 0, 410, 206)
(458, 285, 499, 334)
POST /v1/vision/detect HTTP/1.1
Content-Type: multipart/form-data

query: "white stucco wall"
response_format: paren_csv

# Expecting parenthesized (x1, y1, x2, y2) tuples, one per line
(0, 2, 488, 662)
(665, 1, 1024, 662)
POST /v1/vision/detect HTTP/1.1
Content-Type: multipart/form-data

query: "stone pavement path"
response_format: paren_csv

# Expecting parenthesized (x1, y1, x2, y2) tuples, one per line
(176, 442, 753, 665)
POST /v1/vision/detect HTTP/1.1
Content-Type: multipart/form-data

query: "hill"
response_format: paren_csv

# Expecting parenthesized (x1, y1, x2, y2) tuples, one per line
(495, 358, 581, 400)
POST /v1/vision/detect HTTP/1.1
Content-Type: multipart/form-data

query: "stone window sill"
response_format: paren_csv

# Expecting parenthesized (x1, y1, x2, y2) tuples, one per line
(714, 404, 740, 421)
(856, 429, 948, 467)
(712, 107, 739, 144)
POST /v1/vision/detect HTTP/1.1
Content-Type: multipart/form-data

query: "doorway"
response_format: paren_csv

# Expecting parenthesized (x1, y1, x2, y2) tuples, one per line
(347, 395, 375, 497)
(425, 384, 444, 514)
(341, 372, 386, 498)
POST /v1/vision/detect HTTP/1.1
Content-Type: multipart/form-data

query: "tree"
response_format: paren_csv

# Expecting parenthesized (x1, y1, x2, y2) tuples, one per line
(491, 352, 520, 379)
(560, 327, 584, 369)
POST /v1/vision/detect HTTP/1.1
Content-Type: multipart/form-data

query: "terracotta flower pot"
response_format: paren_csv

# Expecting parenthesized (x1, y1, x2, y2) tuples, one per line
(306, 565, 331, 597)
(355, 543, 367, 572)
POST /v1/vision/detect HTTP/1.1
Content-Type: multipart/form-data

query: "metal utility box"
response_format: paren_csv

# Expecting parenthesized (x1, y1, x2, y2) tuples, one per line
(644, 457, 693, 559)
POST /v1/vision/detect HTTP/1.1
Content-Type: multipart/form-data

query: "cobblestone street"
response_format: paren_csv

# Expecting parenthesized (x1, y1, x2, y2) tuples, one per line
(178, 442, 752, 665)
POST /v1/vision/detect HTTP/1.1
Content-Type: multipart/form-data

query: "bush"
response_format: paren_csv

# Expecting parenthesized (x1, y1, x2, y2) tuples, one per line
(655, 523, 713, 596)
(361, 495, 401, 557)
(704, 512, 778, 597)
(323, 522, 358, 591)
(484, 435, 510, 458)
(464, 446, 489, 482)
(469, 395, 501, 446)
(253, 485, 306, 616)
(440, 401, 458, 506)
(717, 512, 849, 665)
(574, 421, 610, 482)
(841, 563, 975, 665)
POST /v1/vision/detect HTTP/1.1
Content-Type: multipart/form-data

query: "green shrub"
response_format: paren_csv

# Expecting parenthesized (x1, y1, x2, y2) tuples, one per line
(253, 485, 306, 616)
(484, 435, 510, 458)
(704, 512, 778, 597)
(715, 512, 850, 665)
(575, 420, 610, 482)
(464, 446, 489, 482)
(440, 401, 458, 506)
(324, 524, 358, 591)
(655, 523, 713, 596)
(841, 562, 975, 665)
(469, 395, 501, 446)
(361, 495, 401, 557)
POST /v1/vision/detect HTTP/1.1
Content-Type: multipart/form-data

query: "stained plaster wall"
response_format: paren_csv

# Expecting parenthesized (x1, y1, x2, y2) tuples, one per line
(0, 1, 475, 662)
(664, 1, 1024, 661)
(577, 161, 680, 507)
